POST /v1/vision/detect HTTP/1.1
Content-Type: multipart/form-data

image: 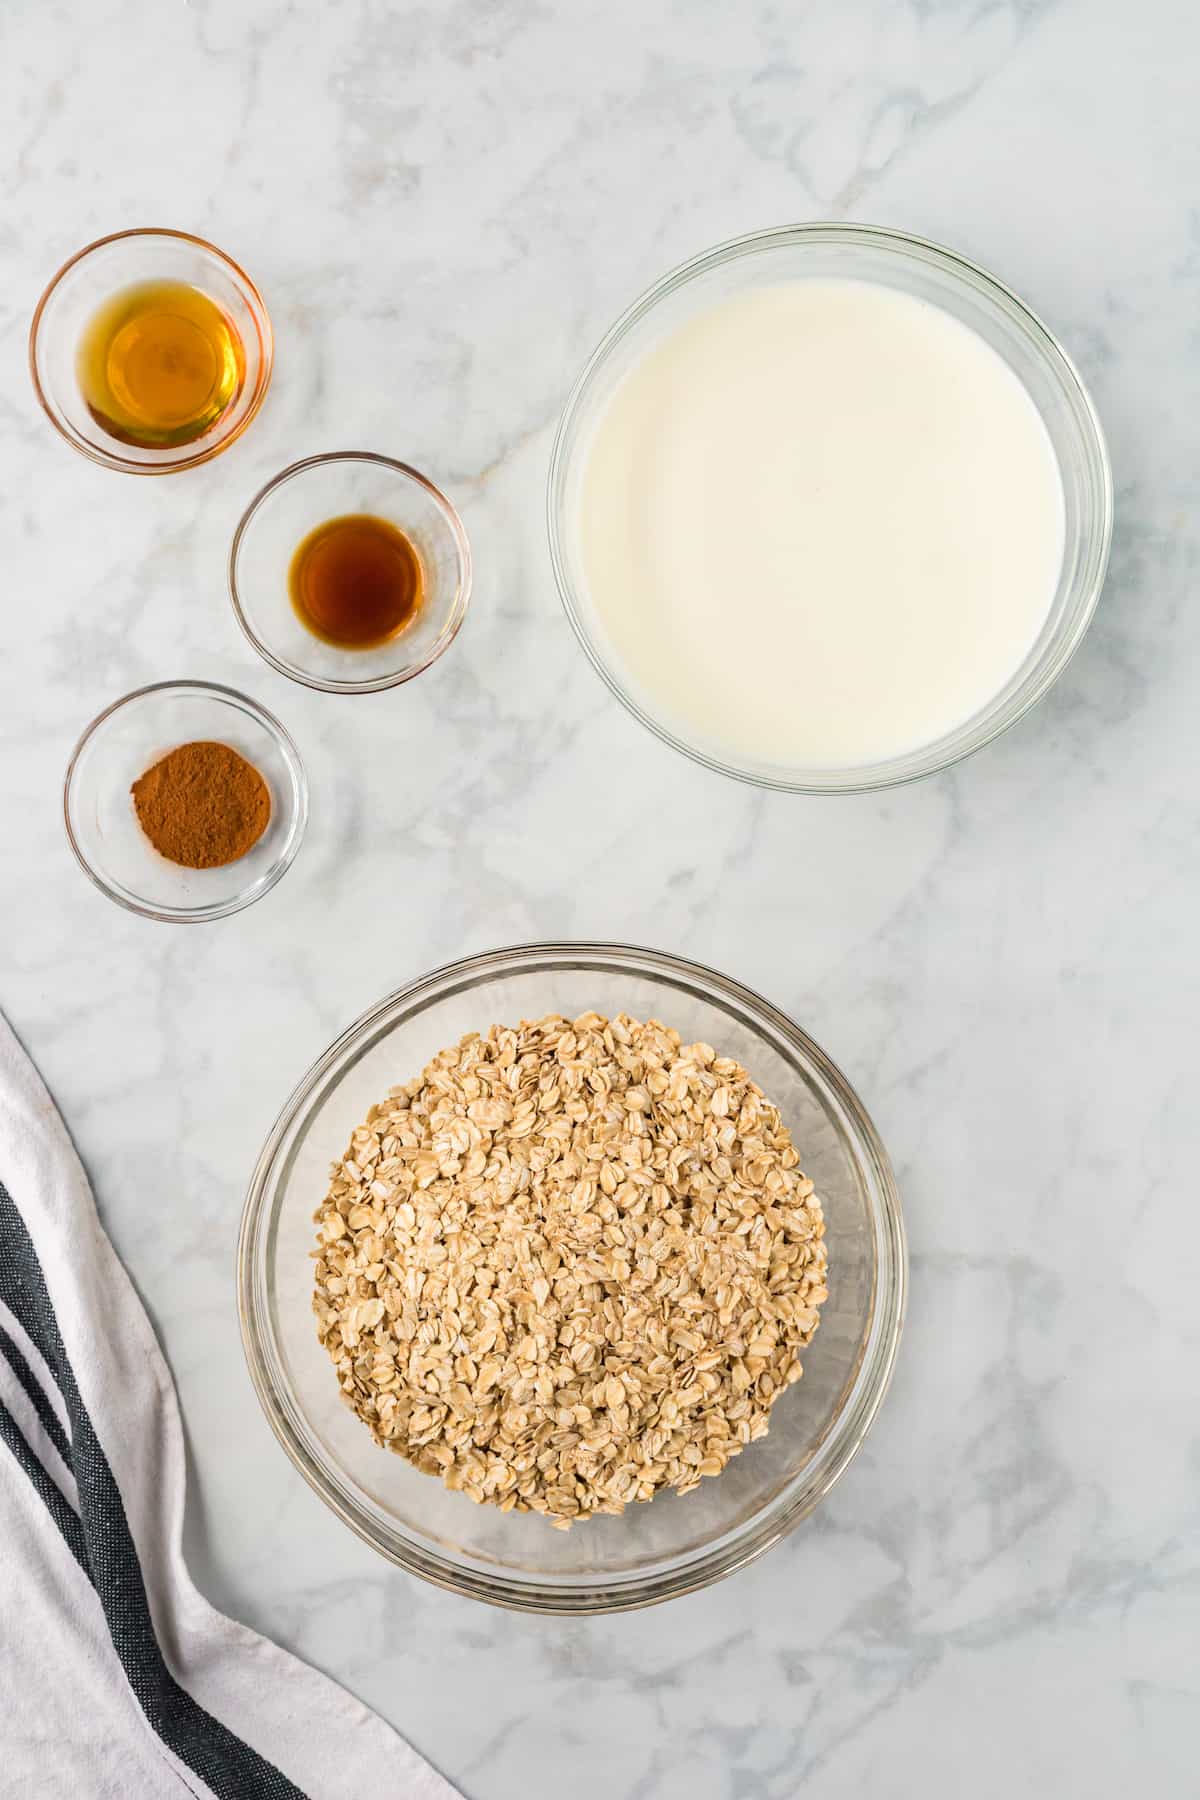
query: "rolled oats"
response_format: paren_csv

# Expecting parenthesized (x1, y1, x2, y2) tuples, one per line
(312, 1013, 827, 1527)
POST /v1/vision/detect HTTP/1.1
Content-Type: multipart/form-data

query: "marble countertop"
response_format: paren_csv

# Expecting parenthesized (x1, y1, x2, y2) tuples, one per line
(3, 1, 1197, 1793)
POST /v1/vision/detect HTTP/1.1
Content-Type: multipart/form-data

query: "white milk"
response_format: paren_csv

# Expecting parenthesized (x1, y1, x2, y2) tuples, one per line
(578, 279, 1065, 769)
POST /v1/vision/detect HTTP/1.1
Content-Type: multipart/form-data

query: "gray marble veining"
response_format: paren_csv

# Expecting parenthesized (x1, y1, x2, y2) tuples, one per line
(1, 0, 1197, 1794)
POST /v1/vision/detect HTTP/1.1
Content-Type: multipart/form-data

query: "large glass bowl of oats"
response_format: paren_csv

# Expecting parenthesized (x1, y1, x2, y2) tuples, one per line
(239, 943, 906, 1613)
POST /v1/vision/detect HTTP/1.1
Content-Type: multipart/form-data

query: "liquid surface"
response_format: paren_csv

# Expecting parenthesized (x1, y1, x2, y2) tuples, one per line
(288, 513, 424, 649)
(77, 280, 244, 448)
(578, 279, 1066, 769)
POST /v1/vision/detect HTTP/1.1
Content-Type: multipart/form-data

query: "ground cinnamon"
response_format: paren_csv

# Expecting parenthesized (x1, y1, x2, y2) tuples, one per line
(131, 740, 271, 869)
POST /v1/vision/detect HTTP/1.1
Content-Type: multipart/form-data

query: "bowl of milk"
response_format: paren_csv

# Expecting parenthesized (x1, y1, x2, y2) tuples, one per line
(548, 223, 1111, 792)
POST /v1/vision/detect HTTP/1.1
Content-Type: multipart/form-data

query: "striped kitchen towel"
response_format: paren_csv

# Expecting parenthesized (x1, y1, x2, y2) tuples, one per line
(0, 1009, 458, 1800)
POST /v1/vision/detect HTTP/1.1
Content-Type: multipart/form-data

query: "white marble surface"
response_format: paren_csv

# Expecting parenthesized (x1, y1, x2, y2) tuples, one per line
(2, 0, 1198, 1793)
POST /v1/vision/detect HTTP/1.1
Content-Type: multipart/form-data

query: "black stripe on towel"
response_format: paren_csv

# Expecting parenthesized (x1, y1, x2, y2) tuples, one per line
(0, 1394, 88, 1572)
(0, 1318, 73, 1468)
(0, 1180, 309, 1800)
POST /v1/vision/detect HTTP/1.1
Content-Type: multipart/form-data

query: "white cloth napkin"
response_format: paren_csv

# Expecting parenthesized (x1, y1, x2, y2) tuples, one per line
(0, 1010, 459, 1800)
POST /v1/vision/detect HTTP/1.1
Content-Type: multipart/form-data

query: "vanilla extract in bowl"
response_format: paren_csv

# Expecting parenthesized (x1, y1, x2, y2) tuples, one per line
(288, 513, 424, 650)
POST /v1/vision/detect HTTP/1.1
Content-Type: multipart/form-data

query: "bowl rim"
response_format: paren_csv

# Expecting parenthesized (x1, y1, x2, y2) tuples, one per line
(238, 939, 907, 1613)
(62, 677, 309, 923)
(29, 226, 274, 476)
(227, 450, 474, 693)
(546, 219, 1114, 795)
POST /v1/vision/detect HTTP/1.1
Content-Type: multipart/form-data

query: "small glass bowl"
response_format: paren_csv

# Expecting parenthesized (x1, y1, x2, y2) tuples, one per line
(229, 452, 472, 693)
(239, 942, 906, 1613)
(548, 222, 1113, 793)
(30, 228, 273, 475)
(64, 681, 307, 922)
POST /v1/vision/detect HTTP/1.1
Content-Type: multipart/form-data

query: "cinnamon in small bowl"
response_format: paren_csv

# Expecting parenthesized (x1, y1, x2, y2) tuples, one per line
(131, 740, 270, 868)
(64, 681, 307, 922)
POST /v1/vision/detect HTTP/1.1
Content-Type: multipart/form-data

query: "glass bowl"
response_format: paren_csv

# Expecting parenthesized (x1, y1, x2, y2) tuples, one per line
(239, 942, 906, 1613)
(64, 680, 307, 922)
(30, 228, 273, 474)
(548, 222, 1113, 793)
(229, 452, 472, 693)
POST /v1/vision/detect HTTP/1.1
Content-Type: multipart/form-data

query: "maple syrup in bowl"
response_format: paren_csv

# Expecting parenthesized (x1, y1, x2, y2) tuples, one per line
(30, 229, 272, 474)
(76, 280, 245, 449)
(230, 453, 472, 693)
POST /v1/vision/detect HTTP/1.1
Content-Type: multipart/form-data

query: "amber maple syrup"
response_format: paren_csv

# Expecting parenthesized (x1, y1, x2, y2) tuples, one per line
(288, 514, 424, 649)
(77, 280, 245, 448)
